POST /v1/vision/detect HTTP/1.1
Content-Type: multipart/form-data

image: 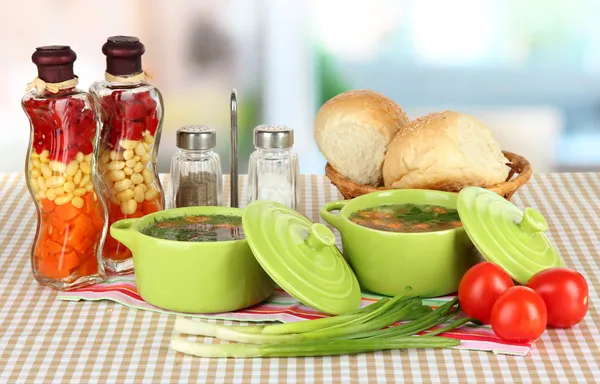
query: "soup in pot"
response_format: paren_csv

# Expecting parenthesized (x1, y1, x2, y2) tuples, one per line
(348, 204, 462, 233)
(141, 214, 244, 242)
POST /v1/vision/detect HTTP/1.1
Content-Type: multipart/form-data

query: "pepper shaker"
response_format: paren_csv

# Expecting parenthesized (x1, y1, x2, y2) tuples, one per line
(247, 124, 299, 209)
(169, 126, 223, 208)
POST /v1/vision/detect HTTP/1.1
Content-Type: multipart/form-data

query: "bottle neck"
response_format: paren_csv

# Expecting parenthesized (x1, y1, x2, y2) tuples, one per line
(255, 147, 292, 154)
(177, 148, 215, 157)
(39, 87, 78, 97)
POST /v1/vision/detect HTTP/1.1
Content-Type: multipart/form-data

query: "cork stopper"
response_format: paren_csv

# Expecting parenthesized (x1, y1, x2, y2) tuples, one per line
(102, 36, 145, 76)
(31, 46, 76, 83)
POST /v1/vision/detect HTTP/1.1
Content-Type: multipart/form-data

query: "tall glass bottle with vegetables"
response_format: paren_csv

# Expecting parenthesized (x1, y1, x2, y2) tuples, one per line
(22, 46, 107, 289)
(90, 36, 165, 274)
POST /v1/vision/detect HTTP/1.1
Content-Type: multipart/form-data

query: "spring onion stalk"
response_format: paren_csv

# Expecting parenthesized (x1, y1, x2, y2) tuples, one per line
(364, 312, 457, 340)
(174, 294, 416, 345)
(175, 317, 303, 344)
(298, 288, 414, 337)
(399, 305, 433, 320)
(349, 298, 459, 340)
(189, 298, 393, 337)
(421, 316, 473, 337)
(302, 298, 421, 341)
(259, 297, 392, 335)
(170, 335, 461, 358)
(174, 290, 415, 344)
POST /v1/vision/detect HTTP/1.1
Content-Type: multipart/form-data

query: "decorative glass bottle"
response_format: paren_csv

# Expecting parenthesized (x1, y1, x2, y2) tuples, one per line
(247, 125, 299, 209)
(22, 46, 107, 290)
(89, 36, 165, 274)
(169, 126, 223, 208)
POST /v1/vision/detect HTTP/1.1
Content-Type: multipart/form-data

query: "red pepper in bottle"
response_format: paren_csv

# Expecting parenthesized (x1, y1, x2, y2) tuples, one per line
(90, 36, 165, 274)
(22, 46, 106, 290)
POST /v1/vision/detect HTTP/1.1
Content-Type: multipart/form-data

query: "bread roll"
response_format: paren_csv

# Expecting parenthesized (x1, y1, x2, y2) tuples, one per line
(382, 111, 509, 191)
(314, 90, 409, 186)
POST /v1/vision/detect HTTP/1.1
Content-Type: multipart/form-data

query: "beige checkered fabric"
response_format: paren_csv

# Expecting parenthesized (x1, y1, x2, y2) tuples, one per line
(0, 172, 598, 383)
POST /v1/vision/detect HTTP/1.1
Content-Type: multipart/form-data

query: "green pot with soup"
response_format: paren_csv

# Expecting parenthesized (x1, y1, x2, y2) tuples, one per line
(110, 206, 274, 313)
(320, 189, 478, 297)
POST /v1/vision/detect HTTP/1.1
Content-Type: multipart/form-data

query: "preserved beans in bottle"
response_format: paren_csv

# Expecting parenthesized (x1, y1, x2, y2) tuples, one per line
(90, 36, 165, 274)
(22, 46, 107, 289)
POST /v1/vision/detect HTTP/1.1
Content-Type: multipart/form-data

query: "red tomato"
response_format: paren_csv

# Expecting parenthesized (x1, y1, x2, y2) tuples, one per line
(526, 268, 588, 328)
(458, 262, 514, 324)
(490, 286, 547, 343)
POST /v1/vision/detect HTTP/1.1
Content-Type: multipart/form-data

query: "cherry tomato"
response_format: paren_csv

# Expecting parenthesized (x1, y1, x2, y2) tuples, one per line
(526, 268, 588, 328)
(458, 262, 514, 324)
(490, 286, 547, 343)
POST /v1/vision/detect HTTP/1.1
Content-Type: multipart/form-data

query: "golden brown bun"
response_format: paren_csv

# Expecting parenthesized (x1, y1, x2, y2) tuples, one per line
(314, 90, 409, 186)
(382, 111, 509, 191)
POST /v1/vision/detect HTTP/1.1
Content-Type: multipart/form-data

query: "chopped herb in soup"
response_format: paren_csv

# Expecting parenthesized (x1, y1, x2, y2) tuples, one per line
(349, 204, 462, 233)
(141, 214, 244, 242)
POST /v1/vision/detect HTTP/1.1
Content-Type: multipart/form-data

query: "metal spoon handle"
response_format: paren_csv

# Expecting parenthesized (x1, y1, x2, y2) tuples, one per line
(230, 89, 239, 208)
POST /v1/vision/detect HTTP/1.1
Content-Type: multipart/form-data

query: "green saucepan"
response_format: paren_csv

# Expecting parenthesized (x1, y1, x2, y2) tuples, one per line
(320, 189, 479, 298)
(110, 206, 274, 313)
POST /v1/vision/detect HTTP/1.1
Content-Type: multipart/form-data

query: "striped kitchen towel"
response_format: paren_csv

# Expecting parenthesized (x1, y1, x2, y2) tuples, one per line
(57, 272, 532, 355)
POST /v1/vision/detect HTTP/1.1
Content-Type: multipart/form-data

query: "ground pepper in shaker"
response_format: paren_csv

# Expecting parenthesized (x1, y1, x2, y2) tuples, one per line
(169, 126, 223, 208)
(247, 124, 299, 209)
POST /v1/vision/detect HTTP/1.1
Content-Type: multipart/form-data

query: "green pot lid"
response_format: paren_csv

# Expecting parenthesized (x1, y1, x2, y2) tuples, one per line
(242, 200, 361, 315)
(457, 186, 565, 284)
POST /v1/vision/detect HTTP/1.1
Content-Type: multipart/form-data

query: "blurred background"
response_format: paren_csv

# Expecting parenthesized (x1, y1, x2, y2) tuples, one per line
(2, 0, 600, 174)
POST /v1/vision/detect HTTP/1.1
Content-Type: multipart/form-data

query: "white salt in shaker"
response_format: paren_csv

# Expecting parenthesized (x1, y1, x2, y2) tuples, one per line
(247, 125, 299, 209)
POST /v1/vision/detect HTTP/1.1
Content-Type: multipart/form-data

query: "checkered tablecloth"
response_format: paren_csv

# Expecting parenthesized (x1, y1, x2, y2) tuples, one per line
(1, 172, 599, 383)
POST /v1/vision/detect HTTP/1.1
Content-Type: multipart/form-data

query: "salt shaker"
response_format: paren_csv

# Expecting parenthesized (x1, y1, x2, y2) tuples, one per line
(247, 125, 299, 209)
(169, 126, 223, 208)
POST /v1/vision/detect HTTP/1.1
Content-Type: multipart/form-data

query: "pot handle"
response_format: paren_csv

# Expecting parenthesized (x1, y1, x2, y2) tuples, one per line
(109, 218, 140, 252)
(320, 200, 348, 229)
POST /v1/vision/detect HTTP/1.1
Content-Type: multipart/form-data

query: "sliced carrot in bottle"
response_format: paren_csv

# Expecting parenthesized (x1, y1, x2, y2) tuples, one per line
(51, 215, 71, 234)
(92, 217, 105, 233)
(55, 202, 81, 222)
(103, 235, 119, 251)
(142, 198, 162, 214)
(74, 238, 93, 255)
(109, 247, 132, 261)
(41, 199, 55, 213)
(82, 192, 98, 216)
(46, 239, 64, 255)
(57, 250, 79, 273)
(78, 256, 98, 277)
(128, 209, 145, 219)
(67, 222, 88, 247)
(38, 254, 72, 279)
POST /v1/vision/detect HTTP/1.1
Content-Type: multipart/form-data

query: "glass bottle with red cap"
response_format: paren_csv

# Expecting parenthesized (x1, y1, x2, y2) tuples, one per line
(90, 36, 165, 274)
(22, 46, 107, 290)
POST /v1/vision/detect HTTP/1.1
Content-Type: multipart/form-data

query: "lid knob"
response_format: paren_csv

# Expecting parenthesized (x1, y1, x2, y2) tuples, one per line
(306, 223, 335, 251)
(519, 207, 548, 235)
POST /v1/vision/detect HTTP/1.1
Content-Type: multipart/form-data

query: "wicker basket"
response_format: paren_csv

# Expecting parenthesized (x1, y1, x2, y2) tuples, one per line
(325, 151, 532, 201)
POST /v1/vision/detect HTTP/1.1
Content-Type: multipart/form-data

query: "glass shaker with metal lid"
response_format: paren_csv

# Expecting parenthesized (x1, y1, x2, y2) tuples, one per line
(247, 124, 299, 209)
(169, 125, 223, 208)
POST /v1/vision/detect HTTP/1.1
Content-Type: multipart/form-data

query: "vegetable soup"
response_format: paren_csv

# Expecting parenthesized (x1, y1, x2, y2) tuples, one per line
(141, 214, 244, 242)
(348, 204, 462, 233)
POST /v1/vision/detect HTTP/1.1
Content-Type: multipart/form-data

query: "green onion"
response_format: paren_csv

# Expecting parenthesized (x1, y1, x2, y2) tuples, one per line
(170, 335, 460, 358)
(173, 291, 414, 344)
(421, 316, 473, 337)
(258, 297, 391, 335)
(171, 289, 470, 358)
(345, 297, 459, 340)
